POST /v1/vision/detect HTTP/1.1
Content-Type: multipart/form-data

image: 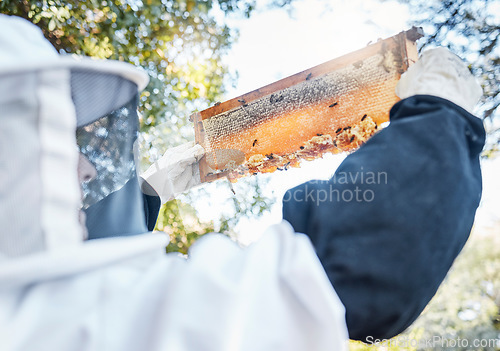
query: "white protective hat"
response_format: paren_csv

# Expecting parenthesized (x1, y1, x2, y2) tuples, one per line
(0, 15, 149, 259)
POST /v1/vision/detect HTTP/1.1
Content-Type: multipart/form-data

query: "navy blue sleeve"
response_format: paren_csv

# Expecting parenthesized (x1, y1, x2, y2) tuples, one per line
(143, 189, 161, 232)
(283, 95, 485, 341)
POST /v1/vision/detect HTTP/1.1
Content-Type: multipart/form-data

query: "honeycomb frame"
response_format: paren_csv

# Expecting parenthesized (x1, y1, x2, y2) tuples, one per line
(192, 27, 423, 182)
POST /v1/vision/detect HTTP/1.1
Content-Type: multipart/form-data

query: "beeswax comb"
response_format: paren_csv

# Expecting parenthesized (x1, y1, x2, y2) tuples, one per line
(191, 27, 423, 182)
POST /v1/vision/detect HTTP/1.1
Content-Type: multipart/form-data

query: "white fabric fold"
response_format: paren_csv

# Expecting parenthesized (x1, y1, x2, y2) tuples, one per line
(0, 70, 82, 259)
(37, 69, 82, 252)
(0, 223, 348, 351)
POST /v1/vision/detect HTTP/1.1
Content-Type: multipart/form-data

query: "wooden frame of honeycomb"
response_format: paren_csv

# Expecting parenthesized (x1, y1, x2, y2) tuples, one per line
(191, 27, 423, 183)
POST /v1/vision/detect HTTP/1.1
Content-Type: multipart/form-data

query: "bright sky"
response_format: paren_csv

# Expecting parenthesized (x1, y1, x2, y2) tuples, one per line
(223, 0, 410, 97)
(194, 0, 500, 242)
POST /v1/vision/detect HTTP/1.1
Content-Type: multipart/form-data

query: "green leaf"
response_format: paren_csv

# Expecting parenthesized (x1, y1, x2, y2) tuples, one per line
(48, 18, 56, 31)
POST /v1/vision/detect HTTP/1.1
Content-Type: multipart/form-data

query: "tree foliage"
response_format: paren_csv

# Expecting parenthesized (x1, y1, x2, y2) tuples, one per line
(156, 199, 215, 254)
(392, 0, 500, 156)
(1, 0, 294, 136)
(1, 0, 250, 135)
(157, 175, 273, 253)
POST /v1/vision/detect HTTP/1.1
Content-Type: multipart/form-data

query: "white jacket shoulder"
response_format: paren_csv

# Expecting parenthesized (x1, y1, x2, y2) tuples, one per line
(0, 223, 348, 351)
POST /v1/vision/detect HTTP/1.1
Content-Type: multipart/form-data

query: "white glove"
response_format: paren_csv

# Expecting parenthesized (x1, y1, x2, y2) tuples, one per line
(141, 142, 205, 204)
(395, 47, 483, 114)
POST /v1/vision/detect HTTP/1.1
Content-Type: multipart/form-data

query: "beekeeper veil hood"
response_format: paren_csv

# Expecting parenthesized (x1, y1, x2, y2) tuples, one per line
(0, 15, 150, 259)
(75, 65, 152, 240)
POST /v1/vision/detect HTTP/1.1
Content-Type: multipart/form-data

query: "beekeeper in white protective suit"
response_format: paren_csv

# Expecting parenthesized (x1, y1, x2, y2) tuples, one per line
(0, 15, 348, 351)
(0, 12, 487, 351)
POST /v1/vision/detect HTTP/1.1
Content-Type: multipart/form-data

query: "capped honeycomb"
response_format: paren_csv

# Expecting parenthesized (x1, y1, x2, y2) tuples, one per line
(192, 28, 422, 182)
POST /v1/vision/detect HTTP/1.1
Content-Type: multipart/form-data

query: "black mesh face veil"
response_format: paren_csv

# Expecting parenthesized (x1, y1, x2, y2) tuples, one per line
(70, 69, 140, 210)
(70, 69, 150, 238)
(76, 96, 139, 209)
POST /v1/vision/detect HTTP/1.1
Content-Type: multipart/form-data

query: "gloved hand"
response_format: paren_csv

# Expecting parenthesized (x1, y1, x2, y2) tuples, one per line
(141, 142, 205, 204)
(395, 47, 483, 114)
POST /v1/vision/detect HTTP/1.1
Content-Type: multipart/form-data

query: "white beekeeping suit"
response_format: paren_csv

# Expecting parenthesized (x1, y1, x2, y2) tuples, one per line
(0, 15, 348, 351)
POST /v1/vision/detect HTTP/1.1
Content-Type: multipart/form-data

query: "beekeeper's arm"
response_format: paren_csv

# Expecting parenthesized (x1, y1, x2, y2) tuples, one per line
(282, 48, 485, 341)
(141, 142, 205, 204)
